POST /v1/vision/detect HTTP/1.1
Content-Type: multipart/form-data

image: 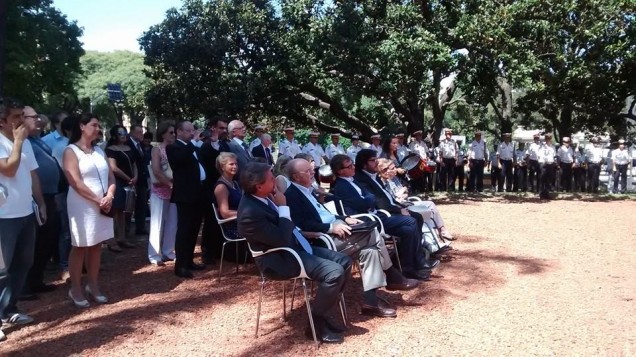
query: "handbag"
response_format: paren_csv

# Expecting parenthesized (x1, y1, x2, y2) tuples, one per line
(148, 148, 172, 184)
(332, 220, 378, 256)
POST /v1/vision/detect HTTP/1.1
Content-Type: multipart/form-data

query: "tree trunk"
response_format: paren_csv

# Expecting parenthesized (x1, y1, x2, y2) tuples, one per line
(429, 71, 457, 142)
(497, 76, 514, 133)
(558, 102, 573, 141)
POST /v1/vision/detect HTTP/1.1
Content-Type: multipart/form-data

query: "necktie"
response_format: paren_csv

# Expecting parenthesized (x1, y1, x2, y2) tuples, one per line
(267, 199, 313, 254)
(242, 142, 253, 158)
(265, 147, 272, 165)
(136, 142, 143, 155)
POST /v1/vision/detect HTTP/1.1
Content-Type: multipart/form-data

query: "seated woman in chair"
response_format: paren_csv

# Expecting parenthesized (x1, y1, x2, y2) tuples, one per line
(213, 152, 242, 239)
(376, 158, 455, 240)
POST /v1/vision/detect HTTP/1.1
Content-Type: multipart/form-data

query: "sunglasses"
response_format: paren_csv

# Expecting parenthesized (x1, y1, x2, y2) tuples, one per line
(117, 131, 127, 136)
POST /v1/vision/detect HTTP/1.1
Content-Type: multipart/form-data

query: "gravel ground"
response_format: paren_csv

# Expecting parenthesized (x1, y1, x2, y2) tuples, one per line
(2, 194, 635, 356)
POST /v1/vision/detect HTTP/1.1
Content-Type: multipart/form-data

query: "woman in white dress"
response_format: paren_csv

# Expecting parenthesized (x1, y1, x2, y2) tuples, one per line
(62, 113, 115, 307)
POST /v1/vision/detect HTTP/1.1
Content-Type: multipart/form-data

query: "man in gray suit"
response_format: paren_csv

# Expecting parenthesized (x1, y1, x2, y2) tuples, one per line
(227, 120, 254, 175)
(285, 159, 419, 318)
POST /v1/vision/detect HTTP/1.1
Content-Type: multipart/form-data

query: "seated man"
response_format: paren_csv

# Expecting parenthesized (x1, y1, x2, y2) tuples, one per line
(331, 153, 437, 281)
(285, 159, 419, 318)
(237, 162, 352, 344)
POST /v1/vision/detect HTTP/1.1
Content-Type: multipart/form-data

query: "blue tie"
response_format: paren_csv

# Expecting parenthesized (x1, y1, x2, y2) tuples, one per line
(267, 200, 313, 254)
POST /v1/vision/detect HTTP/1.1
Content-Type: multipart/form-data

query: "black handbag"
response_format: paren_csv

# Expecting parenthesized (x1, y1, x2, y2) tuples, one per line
(332, 220, 378, 256)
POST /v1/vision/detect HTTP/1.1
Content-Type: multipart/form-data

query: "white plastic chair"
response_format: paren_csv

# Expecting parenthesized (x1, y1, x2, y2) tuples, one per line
(212, 203, 248, 281)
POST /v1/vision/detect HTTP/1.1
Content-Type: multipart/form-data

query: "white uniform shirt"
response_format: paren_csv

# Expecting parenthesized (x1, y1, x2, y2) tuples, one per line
(538, 144, 556, 164)
(396, 145, 410, 162)
(438, 139, 457, 159)
(346, 144, 362, 162)
(325, 143, 346, 160)
(0, 133, 38, 218)
(370, 144, 382, 155)
(557, 145, 574, 163)
(497, 142, 514, 160)
(585, 144, 604, 164)
(279, 138, 302, 158)
(515, 149, 527, 165)
(468, 140, 488, 160)
(302, 142, 326, 165)
(526, 141, 542, 161)
(409, 140, 429, 160)
(611, 148, 631, 165)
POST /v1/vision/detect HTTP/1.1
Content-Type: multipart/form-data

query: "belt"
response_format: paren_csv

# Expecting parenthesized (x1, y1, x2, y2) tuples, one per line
(501, 159, 513, 161)
(471, 158, 485, 161)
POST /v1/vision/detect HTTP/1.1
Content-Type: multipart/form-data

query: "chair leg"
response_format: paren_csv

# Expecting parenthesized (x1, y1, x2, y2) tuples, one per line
(219, 241, 227, 281)
(339, 293, 348, 326)
(302, 279, 319, 345)
(255, 276, 265, 338)
(235, 242, 240, 273)
(290, 279, 297, 313)
(392, 237, 402, 272)
(283, 280, 287, 320)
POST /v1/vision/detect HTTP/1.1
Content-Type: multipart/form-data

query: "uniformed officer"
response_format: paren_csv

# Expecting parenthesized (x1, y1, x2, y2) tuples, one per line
(395, 133, 410, 162)
(346, 134, 363, 162)
(302, 131, 327, 181)
(454, 140, 466, 191)
(467, 130, 488, 192)
(611, 139, 631, 193)
(584, 136, 604, 193)
(526, 133, 542, 193)
(496, 133, 514, 192)
(437, 128, 458, 191)
(278, 127, 302, 159)
(539, 133, 557, 199)
(488, 144, 500, 191)
(572, 141, 586, 192)
(408, 130, 430, 193)
(370, 134, 382, 154)
(325, 133, 346, 161)
(556, 137, 574, 192)
(513, 142, 528, 192)
(248, 124, 266, 151)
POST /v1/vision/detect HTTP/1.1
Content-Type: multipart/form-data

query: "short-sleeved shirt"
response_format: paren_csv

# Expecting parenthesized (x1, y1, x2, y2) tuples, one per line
(526, 141, 542, 161)
(409, 140, 429, 160)
(326, 143, 345, 160)
(585, 144, 604, 164)
(538, 144, 556, 164)
(468, 140, 488, 160)
(557, 145, 574, 163)
(279, 138, 302, 158)
(302, 142, 326, 165)
(611, 148, 631, 165)
(29, 136, 60, 195)
(106, 147, 135, 180)
(438, 139, 457, 159)
(497, 142, 514, 160)
(42, 130, 69, 166)
(346, 145, 362, 162)
(0, 133, 38, 218)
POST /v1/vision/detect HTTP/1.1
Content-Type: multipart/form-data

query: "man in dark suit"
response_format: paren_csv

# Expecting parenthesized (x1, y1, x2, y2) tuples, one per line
(237, 162, 351, 343)
(127, 124, 149, 235)
(166, 121, 208, 278)
(251, 133, 274, 166)
(330, 153, 436, 281)
(285, 159, 419, 317)
(227, 119, 254, 175)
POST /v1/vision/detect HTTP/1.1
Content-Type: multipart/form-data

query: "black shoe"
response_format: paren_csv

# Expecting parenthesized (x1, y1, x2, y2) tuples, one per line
(322, 313, 348, 333)
(19, 293, 39, 301)
(174, 267, 193, 279)
(305, 315, 345, 343)
(403, 269, 431, 281)
(188, 262, 206, 271)
(31, 283, 57, 293)
(417, 258, 440, 270)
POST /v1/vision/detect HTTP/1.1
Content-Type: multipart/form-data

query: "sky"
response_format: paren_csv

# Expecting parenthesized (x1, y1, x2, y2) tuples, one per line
(53, 0, 183, 52)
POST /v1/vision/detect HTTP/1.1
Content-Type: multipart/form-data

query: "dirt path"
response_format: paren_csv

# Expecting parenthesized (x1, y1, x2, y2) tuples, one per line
(2, 196, 635, 356)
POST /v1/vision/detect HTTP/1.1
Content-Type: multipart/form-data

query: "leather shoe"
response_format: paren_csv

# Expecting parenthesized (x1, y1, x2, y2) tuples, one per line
(361, 301, 397, 318)
(385, 278, 420, 291)
(418, 258, 440, 270)
(322, 313, 347, 333)
(304, 318, 344, 343)
(174, 267, 193, 279)
(402, 269, 432, 281)
(19, 293, 39, 301)
(188, 262, 206, 271)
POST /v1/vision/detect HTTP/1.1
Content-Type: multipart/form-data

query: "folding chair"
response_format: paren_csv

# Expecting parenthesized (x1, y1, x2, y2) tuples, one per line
(212, 203, 248, 281)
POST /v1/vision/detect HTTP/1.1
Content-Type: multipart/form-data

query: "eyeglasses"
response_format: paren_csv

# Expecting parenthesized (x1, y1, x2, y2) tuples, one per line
(367, 158, 377, 162)
(343, 163, 354, 169)
(117, 131, 127, 136)
(24, 115, 39, 120)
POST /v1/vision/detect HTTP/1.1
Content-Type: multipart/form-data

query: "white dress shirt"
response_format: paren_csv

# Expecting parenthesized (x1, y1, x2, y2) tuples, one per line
(527, 141, 542, 161)
(279, 138, 302, 158)
(326, 143, 346, 160)
(557, 145, 574, 163)
(409, 140, 429, 160)
(497, 142, 514, 160)
(468, 139, 488, 160)
(302, 142, 326, 165)
(177, 139, 206, 180)
(585, 144, 604, 164)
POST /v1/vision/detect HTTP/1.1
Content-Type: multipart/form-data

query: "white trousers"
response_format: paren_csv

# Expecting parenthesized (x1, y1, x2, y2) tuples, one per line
(147, 193, 177, 262)
(411, 201, 446, 228)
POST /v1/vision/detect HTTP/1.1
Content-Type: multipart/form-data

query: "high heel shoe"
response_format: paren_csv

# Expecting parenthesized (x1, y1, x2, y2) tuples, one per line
(68, 289, 90, 308)
(85, 285, 108, 304)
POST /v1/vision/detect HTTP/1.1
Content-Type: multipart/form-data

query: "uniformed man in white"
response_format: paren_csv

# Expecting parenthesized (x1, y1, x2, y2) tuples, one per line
(408, 130, 430, 193)
(526, 133, 542, 193)
(496, 133, 514, 192)
(395, 133, 410, 163)
(370, 134, 382, 154)
(539, 133, 557, 199)
(437, 129, 458, 191)
(325, 133, 346, 161)
(513, 142, 528, 192)
(454, 140, 466, 191)
(302, 131, 327, 181)
(584, 137, 604, 193)
(572, 141, 586, 192)
(248, 124, 267, 152)
(278, 127, 302, 159)
(556, 137, 574, 192)
(467, 130, 488, 192)
(346, 134, 363, 162)
(611, 139, 631, 194)
(488, 144, 500, 191)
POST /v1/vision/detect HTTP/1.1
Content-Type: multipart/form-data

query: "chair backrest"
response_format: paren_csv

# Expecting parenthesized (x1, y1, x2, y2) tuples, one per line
(211, 203, 223, 222)
(323, 200, 338, 215)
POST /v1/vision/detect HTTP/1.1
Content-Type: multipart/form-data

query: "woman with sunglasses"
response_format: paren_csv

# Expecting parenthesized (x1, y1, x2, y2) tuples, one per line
(105, 125, 138, 252)
(376, 158, 454, 240)
(147, 122, 177, 266)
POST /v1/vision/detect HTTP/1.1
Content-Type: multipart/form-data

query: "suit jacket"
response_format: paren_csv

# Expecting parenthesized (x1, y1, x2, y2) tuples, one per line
(252, 144, 273, 166)
(228, 139, 254, 174)
(237, 194, 302, 279)
(332, 177, 377, 216)
(285, 184, 345, 233)
(199, 141, 221, 188)
(127, 138, 148, 186)
(166, 140, 208, 204)
(354, 171, 406, 214)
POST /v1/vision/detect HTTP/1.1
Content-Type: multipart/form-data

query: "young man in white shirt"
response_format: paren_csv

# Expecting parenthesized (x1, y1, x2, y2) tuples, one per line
(496, 133, 514, 192)
(556, 137, 574, 192)
(325, 134, 346, 161)
(538, 133, 557, 199)
(526, 133, 542, 193)
(0, 98, 46, 341)
(584, 137, 604, 193)
(611, 139, 631, 193)
(467, 130, 488, 192)
(278, 127, 302, 159)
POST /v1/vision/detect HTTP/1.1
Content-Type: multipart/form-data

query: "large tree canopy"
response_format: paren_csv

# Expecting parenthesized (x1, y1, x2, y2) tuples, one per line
(141, 0, 635, 140)
(3, 0, 84, 110)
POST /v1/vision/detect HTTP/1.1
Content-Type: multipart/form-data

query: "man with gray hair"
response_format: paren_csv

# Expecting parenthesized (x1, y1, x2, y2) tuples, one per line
(238, 161, 352, 343)
(227, 119, 254, 174)
(251, 133, 274, 166)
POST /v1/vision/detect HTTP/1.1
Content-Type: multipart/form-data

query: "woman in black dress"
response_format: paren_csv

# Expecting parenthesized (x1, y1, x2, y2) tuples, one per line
(105, 125, 138, 251)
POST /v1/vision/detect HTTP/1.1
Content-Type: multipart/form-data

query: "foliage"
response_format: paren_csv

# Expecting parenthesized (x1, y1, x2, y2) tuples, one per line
(3, 0, 84, 112)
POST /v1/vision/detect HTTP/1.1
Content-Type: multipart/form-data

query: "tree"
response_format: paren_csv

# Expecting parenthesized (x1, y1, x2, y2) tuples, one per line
(77, 51, 151, 126)
(3, 0, 84, 110)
